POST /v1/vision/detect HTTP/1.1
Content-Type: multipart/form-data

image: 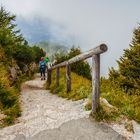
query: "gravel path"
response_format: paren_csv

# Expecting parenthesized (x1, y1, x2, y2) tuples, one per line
(0, 74, 90, 140)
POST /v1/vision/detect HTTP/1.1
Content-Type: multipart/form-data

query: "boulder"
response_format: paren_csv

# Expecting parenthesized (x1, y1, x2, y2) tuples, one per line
(9, 67, 17, 83)
(23, 65, 29, 74)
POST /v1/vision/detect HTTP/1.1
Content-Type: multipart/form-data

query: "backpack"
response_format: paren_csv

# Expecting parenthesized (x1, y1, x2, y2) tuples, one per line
(40, 61, 46, 69)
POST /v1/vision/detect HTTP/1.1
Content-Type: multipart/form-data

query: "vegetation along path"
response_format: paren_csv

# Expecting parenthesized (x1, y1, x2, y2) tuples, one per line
(0, 74, 125, 140)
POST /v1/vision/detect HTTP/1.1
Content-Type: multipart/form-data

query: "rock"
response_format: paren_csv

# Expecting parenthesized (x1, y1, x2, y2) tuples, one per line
(15, 65, 21, 75)
(132, 120, 140, 140)
(29, 63, 39, 75)
(23, 65, 29, 74)
(0, 110, 6, 122)
(25, 118, 125, 140)
(9, 64, 22, 84)
(9, 67, 17, 83)
(100, 98, 114, 108)
(30, 63, 37, 72)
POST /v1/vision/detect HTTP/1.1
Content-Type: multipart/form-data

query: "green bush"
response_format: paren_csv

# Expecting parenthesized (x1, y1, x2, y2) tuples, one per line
(13, 46, 34, 65)
(0, 83, 21, 126)
(0, 86, 16, 108)
(3, 116, 13, 125)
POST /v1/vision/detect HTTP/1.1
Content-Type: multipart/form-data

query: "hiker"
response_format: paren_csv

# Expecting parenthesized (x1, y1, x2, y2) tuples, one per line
(39, 57, 46, 80)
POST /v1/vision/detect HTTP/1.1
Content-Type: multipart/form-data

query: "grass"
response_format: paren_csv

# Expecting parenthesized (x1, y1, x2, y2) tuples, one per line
(47, 68, 92, 101)
(85, 97, 121, 122)
(90, 105, 120, 122)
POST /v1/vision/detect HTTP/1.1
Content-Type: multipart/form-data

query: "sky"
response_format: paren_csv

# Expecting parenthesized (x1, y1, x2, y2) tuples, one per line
(1, 0, 140, 76)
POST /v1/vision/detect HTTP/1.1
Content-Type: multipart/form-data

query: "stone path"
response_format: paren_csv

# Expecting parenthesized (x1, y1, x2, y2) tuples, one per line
(0, 74, 90, 140)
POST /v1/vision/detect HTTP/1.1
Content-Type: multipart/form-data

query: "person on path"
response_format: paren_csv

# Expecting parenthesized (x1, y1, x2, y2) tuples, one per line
(39, 57, 46, 80)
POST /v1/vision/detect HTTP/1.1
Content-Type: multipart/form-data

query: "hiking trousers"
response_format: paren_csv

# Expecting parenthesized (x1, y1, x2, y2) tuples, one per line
(40, 68, 46, 78)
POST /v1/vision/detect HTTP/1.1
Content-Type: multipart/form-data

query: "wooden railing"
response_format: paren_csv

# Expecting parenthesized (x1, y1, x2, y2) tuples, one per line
(47, 44, 108, 113)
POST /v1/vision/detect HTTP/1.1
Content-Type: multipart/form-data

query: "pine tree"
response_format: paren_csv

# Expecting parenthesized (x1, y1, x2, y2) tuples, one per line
(0, 7, 24, 46)
(115, 25, 140, 95)
(0, 6, 25, 59)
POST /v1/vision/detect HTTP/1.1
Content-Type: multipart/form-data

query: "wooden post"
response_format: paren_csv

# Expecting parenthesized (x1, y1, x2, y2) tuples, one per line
(47, 69, 52, 87)
(66, 63, 71, 93)
(92, 54, 100, 113)
(56, 67, 60, 86)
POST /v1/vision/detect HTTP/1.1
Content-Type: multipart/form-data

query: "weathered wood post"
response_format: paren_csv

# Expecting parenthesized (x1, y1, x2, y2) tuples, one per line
(66, 63, 71, 93)
(47, 69, 52, 87)
(56, 67, 60, 86)
(92, 54, 100, 113)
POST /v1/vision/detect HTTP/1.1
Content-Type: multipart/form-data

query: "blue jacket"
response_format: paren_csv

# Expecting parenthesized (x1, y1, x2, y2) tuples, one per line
(39, 60, 46, 69)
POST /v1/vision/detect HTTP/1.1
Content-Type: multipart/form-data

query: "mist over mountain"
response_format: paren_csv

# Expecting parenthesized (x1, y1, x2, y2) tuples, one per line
(16, 17, 70, 61)
(36, 41, 68, 61)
